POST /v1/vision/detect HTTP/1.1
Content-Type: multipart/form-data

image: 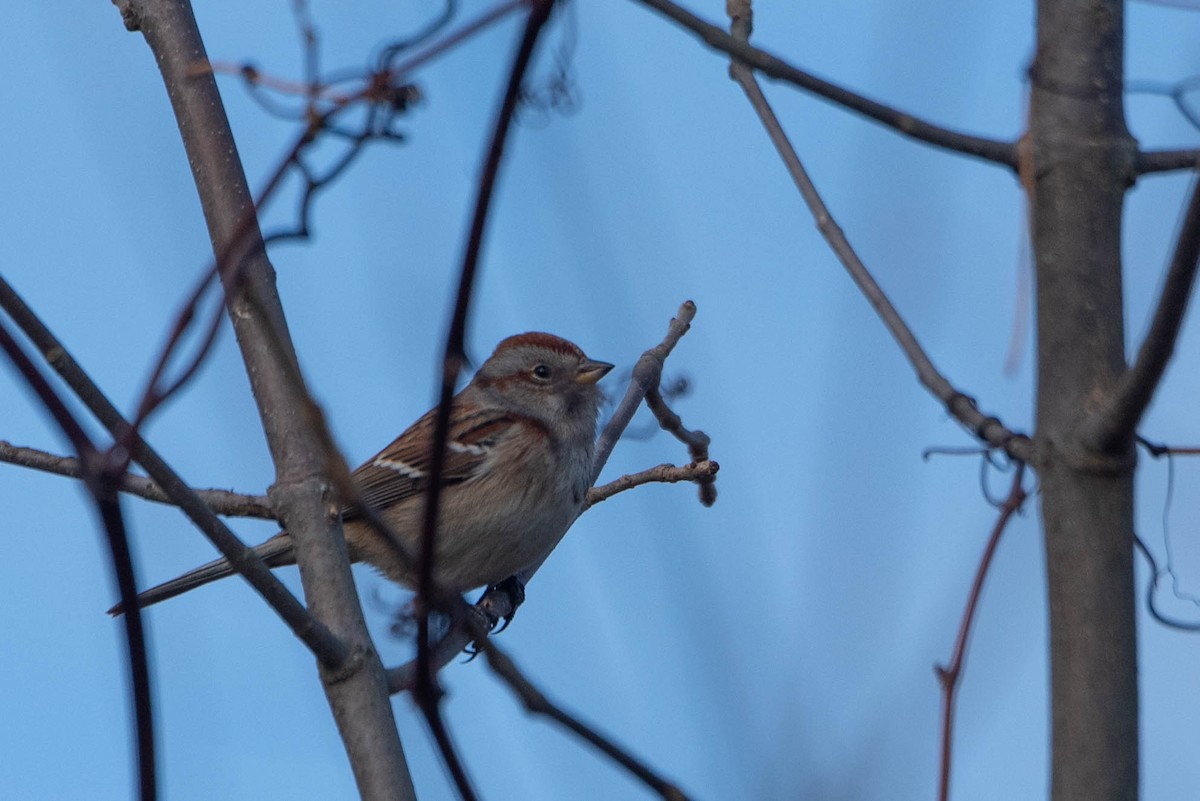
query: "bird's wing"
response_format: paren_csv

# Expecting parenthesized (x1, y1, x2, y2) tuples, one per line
(342, 406, 518, 520)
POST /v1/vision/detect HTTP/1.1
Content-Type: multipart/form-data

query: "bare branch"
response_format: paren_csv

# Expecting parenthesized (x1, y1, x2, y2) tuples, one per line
(112, 0, 415, 796)
(723, 8, 1032, 461)
(1137, 436, 1200, 457)
(934, 465, 1028, 801)
(478, 637, 692, 801)
(385, 1, 525, 79)
(585, 460, 719, 509)
(0, 275, 345, 661)
(122, 1, 515, 440)
(593, 300, 698, 478)
(630, 0, 1017, 168)
(0, 440, 275, 518)
(1137, 149, 1200, 175)
(645, 387, 716, 506)
(1084, 176, 1200, 452)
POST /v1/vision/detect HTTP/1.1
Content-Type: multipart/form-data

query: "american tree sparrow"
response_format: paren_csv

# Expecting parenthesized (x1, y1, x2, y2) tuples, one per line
(109, 333, 613, 615)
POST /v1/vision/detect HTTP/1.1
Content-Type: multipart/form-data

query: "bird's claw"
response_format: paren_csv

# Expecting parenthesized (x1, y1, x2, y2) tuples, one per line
(461, 575, 526, 658)
(484, 575, 525, 634)
(460, 604, 497, 662)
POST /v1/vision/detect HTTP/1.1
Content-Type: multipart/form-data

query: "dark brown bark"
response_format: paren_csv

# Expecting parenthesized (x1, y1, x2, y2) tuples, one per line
(1030, 2, 1139, 800)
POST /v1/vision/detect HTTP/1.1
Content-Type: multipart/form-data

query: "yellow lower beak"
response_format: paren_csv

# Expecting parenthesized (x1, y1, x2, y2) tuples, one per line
(575, 359, 614, 385)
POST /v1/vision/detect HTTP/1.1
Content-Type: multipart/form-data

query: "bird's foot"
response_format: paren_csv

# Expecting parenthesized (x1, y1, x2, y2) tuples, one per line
(461, 576, 526, 660)
(481, 575, 525, 634)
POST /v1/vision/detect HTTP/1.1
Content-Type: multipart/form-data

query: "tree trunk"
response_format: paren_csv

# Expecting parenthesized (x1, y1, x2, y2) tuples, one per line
(1030, 1, 1140, 800)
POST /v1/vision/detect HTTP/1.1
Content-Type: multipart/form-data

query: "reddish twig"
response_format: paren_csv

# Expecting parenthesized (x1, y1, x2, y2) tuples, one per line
(385, 0, 527, 80)
(934, 464, 1028, 801)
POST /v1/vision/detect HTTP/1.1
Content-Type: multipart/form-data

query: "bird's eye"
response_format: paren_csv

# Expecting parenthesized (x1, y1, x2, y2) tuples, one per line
(531, 364, 552, 381)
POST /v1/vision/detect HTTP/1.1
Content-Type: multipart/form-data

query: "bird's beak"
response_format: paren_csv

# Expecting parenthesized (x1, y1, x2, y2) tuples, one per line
(575, 358, 614, 385)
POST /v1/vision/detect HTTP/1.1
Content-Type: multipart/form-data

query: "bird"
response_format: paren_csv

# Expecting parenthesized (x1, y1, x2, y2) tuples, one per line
(109, 332, 613, 616)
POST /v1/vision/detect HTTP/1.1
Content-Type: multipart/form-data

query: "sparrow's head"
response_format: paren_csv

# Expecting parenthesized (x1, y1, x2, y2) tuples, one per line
(474, 332, 613, 436)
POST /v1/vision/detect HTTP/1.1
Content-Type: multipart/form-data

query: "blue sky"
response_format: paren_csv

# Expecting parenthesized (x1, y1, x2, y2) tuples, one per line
(2, 1, 1200, 799)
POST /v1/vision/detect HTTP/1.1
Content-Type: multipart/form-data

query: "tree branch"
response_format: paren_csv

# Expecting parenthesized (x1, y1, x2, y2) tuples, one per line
(629, 0, 1017, 168)
(478, 636, 691, 801)
(1136, 148, 1200, 175)
(1083, 175, 1200, 452)
(585, 460, 719, 509)
(592, 301, 698, 478)
(722, 4, 1031, 461)
(1137, 436, 1200, 458)
(645, 386, 716, 506)
(0, 275, 345, 661)
(115, 0, 415, 797)
(0, 440, 275, 518)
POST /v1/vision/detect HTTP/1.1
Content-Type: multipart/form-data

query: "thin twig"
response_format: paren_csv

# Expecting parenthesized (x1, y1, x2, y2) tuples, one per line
(1135, 437, 1200, 614)
(1084, 175, 1200, 452)
(0, 318, 156, 801)
(934, 464, 1028, 801)
(1137, 435, 1200, 457)
(723, 8, 1031, 461)
(922, 445, 992, 460)
(0, 440, 274, 518)
(585, 460, 719, 509)
(124, 0, 505, 440)
(1133, 535, 1200, 632)
(376, 0, 460, 72)
(1137, 149, 1200, 175)
(124, 95, 332, 439)
(478, 636, 692, 801)
(645, 387, 716, 506)
(0, 275, 346, 662)
(262, 101, 411, 248)
(631, 0, 1017, 168)
(203, 1, 511, 111)
(593, 301, 698, 479)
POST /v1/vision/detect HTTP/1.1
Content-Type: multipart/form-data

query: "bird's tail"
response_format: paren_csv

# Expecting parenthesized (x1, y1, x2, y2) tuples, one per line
(107, 532, 295, 616)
